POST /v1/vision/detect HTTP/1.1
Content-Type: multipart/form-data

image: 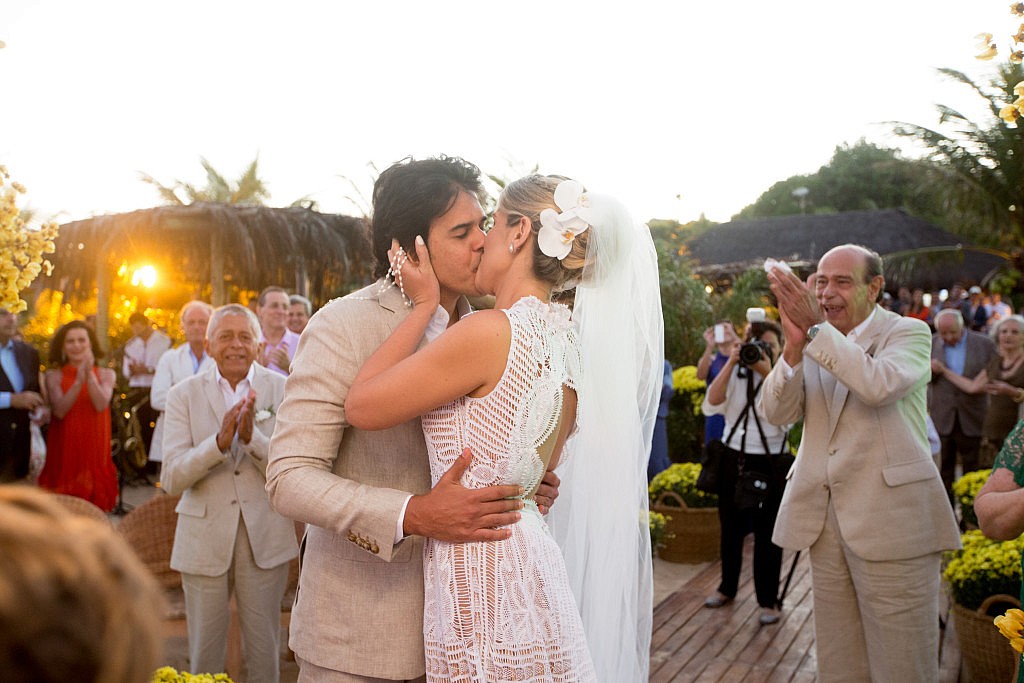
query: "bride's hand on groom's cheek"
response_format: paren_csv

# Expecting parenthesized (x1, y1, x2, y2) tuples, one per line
(389, 236, 439, 308)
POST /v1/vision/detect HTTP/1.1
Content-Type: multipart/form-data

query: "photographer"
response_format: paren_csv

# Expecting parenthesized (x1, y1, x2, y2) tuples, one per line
(701, 311, 790, 626)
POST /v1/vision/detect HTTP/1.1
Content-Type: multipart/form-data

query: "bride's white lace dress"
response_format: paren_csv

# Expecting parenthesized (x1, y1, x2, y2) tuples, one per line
(420, 296, 596, 683)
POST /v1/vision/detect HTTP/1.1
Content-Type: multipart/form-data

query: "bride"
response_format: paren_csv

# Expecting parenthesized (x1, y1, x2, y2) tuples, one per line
(346, 175, 662, 682)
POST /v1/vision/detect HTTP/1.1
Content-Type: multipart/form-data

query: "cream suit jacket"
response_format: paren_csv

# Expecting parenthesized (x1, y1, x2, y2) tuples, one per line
(266, 282, 434, 680)
(149, 343, 215, 462)
(758, 307, 960, 561)
(162, 363, 298, 576)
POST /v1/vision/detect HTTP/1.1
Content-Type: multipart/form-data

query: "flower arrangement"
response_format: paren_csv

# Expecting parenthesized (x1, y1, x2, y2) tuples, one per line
(995, 607, 1024, 654)
(944, 529, 1024, 610)
(0, 166, 58, 313)
(671, 365, 706, 415)
(152, 667, 233, 683)
(953, 469, 991, 528)
(649, 510, 673, 554)
(649, 462, 718, 509)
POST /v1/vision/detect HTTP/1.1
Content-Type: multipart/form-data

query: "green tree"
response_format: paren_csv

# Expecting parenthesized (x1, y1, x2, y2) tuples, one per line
(890, 63, 1024, 250)
(733, 140, 933, 220)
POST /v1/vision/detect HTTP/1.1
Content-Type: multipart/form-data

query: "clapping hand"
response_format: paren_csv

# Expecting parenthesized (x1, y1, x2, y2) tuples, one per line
(216, 392, 255, 452)
(237, 390, 257, 444)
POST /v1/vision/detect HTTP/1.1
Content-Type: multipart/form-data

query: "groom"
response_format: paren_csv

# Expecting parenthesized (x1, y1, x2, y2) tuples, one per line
(267, 155, 557, 682)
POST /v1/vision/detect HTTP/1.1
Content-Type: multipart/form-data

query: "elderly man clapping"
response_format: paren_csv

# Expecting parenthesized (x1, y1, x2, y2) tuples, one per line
(161, 304, 298, 683)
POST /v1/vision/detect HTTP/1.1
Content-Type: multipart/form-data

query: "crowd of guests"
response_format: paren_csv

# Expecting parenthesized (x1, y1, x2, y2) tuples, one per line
(0, 287, 316, 681)
(0, 286, 316, 512)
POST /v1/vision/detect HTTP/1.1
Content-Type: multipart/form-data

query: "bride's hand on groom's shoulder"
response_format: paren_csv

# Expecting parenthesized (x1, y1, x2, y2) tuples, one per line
(403, 448, 524, 543)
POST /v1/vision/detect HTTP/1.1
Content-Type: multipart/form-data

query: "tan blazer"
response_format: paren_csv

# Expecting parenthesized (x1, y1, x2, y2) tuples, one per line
(266, 282, 433, 680)
(162, 363, 298, 576)
(759, 307, 960, 561)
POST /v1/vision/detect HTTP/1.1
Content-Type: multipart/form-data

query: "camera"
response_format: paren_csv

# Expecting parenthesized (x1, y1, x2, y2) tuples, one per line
(739, 340, 773, 366)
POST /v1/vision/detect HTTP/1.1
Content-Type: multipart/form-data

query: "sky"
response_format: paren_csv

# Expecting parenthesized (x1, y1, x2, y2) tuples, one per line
(0, 1, 1015, 227)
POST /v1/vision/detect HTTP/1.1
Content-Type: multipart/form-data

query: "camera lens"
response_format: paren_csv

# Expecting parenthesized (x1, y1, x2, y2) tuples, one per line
(738, 342, 763, 366)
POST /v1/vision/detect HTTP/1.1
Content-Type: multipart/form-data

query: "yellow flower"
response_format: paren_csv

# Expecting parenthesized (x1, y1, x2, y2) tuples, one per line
(1012, 637, 1024, 653)
(1013, 50, 1024, 64)
(1000, 104, 1020, 123)
(977, 44, 999, 60)
(1014, 3, 1024, 18)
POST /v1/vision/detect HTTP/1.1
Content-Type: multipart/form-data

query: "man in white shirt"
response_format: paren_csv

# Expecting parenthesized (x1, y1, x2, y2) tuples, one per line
(121, 311, 171, 459)
(255, 287, 299, 376)
(761, 244, 960, 682)
(149, 301, 216, 466)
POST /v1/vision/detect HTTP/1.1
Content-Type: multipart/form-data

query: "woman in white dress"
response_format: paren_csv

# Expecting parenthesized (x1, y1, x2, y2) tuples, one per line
(347, 176, 662, 682)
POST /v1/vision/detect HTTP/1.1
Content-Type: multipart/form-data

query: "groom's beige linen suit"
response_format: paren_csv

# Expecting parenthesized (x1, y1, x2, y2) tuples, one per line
(759, 306, 960, 682)
(267, 283, 434, 681)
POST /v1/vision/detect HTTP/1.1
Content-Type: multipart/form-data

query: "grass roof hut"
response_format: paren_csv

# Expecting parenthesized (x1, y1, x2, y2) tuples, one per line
(43, 202, 373, 343)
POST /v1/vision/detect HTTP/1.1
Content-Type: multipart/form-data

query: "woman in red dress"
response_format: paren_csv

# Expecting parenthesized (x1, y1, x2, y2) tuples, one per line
(38, 320, 118, 511)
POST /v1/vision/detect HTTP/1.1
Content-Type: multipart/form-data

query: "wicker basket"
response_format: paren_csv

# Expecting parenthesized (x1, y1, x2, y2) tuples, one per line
(651, 491, 720, 564)
(952, 593, 1020, 683)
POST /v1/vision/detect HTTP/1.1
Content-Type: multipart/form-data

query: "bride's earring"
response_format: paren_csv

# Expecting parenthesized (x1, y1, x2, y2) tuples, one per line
(508, 243, 515, 254)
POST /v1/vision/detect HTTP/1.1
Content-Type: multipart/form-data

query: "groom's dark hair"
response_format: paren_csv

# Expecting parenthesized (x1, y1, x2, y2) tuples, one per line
(370, 155, 486, 279)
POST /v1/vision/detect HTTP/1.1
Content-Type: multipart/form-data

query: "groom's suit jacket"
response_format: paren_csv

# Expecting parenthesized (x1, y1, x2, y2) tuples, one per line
(267, 282, 434, 680)
(0, 340, 41, 482)
(758, 306, 960, 561)
(162, 363, 298, 576)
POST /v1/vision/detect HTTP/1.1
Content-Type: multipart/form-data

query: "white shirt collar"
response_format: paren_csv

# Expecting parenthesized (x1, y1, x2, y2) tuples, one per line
(847, 306, 878, 342)
(424, 297, 473, 343)
(214, 363, 255, 391)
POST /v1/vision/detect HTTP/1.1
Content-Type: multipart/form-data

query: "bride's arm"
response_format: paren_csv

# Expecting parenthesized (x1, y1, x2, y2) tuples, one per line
(346, 238, 509, 430)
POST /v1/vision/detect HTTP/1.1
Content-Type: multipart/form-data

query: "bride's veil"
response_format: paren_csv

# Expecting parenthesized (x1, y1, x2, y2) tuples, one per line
(548, 191, 663, 682)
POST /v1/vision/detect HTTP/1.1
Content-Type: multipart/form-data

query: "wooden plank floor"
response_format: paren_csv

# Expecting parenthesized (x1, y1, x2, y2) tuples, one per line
(650, 538, 961, 682)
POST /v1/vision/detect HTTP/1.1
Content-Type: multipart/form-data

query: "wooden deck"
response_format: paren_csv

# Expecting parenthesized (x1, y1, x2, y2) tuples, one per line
(650, 538, 961, 682)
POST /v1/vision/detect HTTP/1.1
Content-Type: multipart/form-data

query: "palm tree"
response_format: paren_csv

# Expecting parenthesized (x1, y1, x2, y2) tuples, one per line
(890, 62, 1024, 250)
(138, 156, 270, 206)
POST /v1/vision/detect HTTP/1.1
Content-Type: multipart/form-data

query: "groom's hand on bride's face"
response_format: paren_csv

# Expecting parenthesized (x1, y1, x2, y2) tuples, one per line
(535, 470, 560, 515)
(403, 448, 524, 543)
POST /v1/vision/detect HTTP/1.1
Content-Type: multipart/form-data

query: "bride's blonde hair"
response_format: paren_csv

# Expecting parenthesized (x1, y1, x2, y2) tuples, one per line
(498, 175, 591, 290)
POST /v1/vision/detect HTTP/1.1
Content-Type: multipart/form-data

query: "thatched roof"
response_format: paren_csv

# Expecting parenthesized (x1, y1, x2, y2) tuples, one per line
(685, 209, 1008, 290)
(44, 202, 373, 305)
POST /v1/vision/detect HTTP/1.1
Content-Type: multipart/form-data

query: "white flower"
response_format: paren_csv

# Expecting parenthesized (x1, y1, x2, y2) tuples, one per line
(255, 408, 274, 423)
(537, 179, 594, 260)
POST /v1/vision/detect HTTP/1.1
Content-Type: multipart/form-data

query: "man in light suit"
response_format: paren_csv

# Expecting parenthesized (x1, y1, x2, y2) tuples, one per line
(929, 308, 997, 503)
(163, 304, 298, 683)
(0, 308, 46, 482)
(149, 301, 215, 466)
(761, 244, 960, 682)
(267, 156, 550, 682)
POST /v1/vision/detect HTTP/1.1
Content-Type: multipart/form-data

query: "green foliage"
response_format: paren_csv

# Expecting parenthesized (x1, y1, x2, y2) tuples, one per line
(139, 156, 270, 206)
(711, 267, 773, 324)
(891, 62, 1024, 250)
(649, 463, 718, 509)
(734, 140, 930, 220)
(944, 529, 1024, 610)
(953, 469, 992, 527)
(658, 245, 712, 369)
(667, 366, 706, 462)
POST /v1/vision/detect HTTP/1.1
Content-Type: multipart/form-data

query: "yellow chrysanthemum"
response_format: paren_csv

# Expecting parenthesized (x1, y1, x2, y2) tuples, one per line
(1001, 104, 1021, 123)
(0, 167, 59, 312)
(978, 44, 999, 60)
